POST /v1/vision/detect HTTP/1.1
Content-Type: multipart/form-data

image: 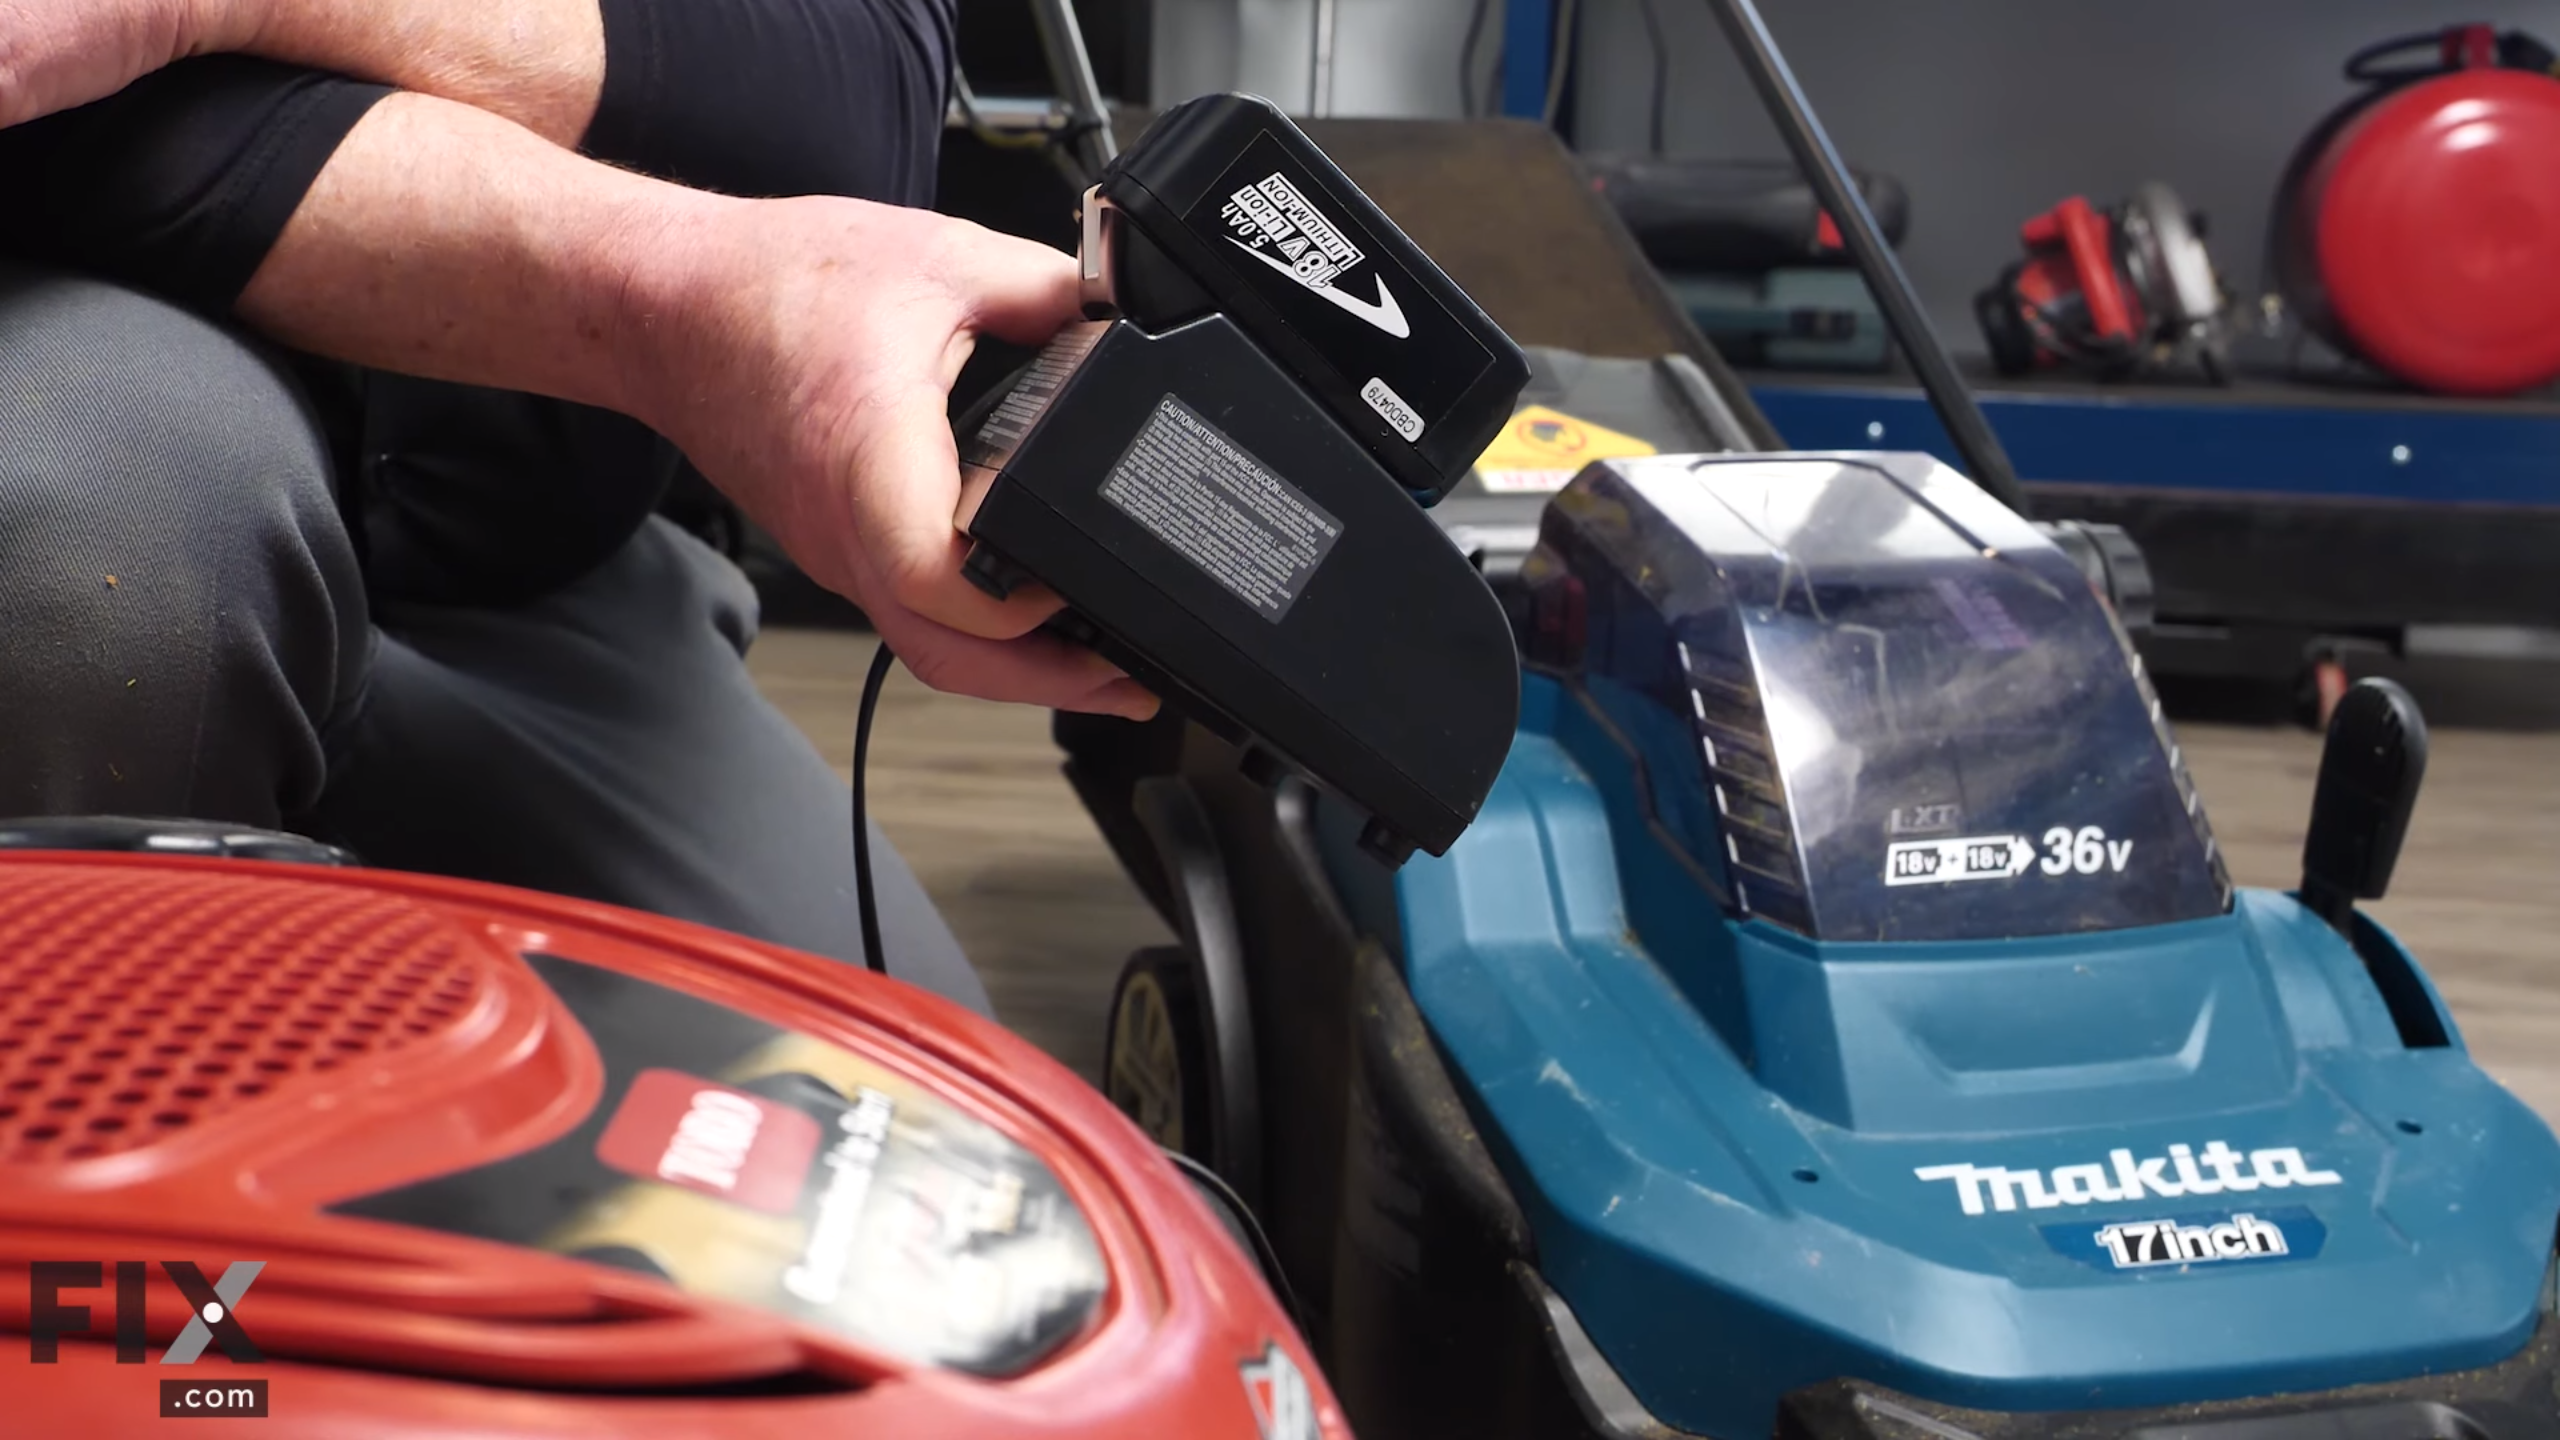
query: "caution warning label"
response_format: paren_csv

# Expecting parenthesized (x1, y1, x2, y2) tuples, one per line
(1102, 395, 1344, 622)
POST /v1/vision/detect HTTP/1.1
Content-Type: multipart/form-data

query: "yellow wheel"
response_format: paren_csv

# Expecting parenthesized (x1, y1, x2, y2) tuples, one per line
(1103, 947, 1212, 1161)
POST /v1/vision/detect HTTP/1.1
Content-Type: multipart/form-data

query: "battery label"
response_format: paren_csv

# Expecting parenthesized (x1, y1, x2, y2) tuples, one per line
(963, 322, 1106, 470)
(1102, 394, 1344, 622)
(1884, 833, 2037, 886)
(1185, 132, 1494, 440)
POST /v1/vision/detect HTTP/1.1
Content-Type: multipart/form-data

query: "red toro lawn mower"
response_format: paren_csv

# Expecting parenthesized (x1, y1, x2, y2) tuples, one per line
(0, 821, 1339, 1440)
(0, 44, 1539, 1433)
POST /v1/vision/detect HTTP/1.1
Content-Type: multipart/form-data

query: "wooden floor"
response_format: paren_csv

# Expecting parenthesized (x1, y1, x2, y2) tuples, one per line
(747, 629, 2560, 1124)
(746, 630, 1169, 1085)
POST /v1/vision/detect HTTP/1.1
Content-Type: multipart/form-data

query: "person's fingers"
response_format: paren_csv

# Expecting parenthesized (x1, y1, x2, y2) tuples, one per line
(950, 226, 1085, 346)
(837, 378, 1062, 641)
(873, 604, 1157, 720)
(1077, 677, 1163, 721)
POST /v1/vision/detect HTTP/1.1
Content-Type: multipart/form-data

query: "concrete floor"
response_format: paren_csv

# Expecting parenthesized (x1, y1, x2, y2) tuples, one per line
(747, 629, 2560, 1125)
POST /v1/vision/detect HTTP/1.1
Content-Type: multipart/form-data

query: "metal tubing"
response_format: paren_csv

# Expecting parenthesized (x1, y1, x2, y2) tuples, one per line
(1693, 0, 2033, 515)
(1310, 0, 1341, 117)
(1029, 0, 1119, 179)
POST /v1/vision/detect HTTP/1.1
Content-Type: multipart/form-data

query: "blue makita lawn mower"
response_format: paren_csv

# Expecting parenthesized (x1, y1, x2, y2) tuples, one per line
(1051, 2, 2560, 1436)
(1076, 437, 2560, 1440)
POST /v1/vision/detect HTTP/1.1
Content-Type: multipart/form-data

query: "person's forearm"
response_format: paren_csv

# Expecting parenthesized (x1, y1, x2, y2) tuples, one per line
(234, 90, 709, 423)
(216, 0, 602, 145)
(0, 0, 208, 126)
(0, 0, 602, 143)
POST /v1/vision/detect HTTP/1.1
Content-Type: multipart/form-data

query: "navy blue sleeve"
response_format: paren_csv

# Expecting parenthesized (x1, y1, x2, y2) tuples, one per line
(0, 58, 391, 310)
(583, 0, 959, 205)
(0, 0, 963, 610)
(0, 0, 959, 311)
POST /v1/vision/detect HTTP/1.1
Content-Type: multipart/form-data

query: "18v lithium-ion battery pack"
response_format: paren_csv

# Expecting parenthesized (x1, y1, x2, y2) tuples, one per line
(956, 95, 1530, 864)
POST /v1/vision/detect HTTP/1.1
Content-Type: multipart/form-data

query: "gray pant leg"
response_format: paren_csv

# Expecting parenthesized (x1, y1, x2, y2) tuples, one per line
(0, 263, 983, 1015)
(306, 518, 990, 1016)
(0, 263, 365, 825)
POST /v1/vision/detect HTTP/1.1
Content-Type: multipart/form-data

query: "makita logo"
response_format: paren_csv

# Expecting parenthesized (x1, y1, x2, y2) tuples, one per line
(1915, 1142, 2344, 1216)
(2097, 1212, 2286, 1269)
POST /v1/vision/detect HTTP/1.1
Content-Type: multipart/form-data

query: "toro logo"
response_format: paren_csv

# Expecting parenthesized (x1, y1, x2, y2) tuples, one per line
(27, 1261, 263, 1363)
(596, 1068, 824, 1215)
(1242, 1341, 1321, 1440)
(1915, 1141, 2344, 1216)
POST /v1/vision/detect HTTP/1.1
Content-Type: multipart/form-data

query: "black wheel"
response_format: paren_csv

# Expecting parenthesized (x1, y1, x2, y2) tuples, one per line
(1104, 946, 1215, 1162)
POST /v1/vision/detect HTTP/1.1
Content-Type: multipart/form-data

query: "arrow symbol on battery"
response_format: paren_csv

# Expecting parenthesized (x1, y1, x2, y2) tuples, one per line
(1229, 239, 1412, 339)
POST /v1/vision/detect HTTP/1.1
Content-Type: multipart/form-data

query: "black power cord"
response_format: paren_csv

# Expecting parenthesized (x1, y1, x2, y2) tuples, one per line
(1458, 0, 1493, 118)
(840, 634, 1294, 1328)
(844, 659, 1304, 1341)
(1161, 1148, 1310, 1340)
(1636, 0, 1669, 154)
(852, 642, 896, 976)
(1541, 0, 1582, 128)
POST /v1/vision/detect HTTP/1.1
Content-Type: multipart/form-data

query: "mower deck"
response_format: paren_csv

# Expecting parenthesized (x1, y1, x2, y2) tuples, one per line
(1775, 1318, 2560, 1440)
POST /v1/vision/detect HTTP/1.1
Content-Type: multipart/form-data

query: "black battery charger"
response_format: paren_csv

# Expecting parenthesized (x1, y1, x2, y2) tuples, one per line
(954, 95, 1529, 864)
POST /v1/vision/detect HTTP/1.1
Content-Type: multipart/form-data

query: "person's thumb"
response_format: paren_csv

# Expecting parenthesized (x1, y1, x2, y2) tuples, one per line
(835, 377, 1060, 642)
(951, 226, 1085, 347)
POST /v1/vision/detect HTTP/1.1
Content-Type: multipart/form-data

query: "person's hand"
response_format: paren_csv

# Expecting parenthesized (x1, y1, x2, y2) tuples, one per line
(632, 195, 1157, 720)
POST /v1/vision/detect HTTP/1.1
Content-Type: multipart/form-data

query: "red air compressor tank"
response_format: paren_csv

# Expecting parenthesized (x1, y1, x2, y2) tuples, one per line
(2274, 25, 2560, 396)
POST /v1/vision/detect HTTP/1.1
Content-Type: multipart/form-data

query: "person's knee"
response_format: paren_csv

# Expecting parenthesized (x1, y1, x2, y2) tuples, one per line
(0, 264, 364, 823)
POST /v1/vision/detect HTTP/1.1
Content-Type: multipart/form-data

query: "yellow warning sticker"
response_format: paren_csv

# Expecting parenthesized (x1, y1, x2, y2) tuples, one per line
(1472, 406, 1657, 494)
